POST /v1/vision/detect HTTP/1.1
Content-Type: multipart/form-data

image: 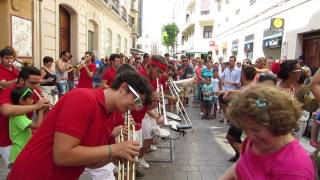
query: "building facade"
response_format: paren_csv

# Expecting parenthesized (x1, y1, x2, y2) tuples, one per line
(174, 0, 215, 59)
(212, 0, 320, 71)
(0, 0, 141, 67)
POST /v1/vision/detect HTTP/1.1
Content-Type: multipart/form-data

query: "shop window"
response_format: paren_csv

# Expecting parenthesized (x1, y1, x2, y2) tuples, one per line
(203, 26, 212, 38)
(88, 30, 94, 52)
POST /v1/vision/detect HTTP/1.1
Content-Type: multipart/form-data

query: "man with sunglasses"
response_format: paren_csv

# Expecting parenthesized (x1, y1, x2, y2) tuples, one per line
(9, 70, 153, 180)
(0, 67, 49, 167)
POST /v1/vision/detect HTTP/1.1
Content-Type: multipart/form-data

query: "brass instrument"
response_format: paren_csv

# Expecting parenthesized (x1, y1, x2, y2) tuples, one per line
(173, 76, 196, 89)
(167, 77, 193, 132)
(295, 84, 319, 112)
(33, 89, 53, 109)
(74, 59, 86, 69)
(117, 111, 136, 180)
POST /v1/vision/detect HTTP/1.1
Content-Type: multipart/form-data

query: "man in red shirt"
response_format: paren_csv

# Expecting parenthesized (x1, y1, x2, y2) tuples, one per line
(9, 70, 153, 180)
(77, 51, 97, 88)
(0, 67, 49, 166)
(0, 47, 19, 90)
(101, 54, 120, 88)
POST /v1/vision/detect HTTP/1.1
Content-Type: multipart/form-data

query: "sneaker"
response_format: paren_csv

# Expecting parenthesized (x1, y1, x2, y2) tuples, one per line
(135, 169, 145, 178)
(146, 145, 158, 152)
(138, 158, 150, 169)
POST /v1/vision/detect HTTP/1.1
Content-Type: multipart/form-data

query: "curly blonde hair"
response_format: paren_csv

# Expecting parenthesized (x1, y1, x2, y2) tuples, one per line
(227, 84, 302, 136)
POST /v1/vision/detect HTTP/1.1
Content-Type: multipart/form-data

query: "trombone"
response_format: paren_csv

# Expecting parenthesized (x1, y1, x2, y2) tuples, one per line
(167, 77, 193, 132)
(117, 111, 136, 180)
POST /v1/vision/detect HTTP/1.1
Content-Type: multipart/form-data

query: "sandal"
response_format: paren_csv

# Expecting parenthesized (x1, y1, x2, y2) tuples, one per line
(310, 140, 318, 148)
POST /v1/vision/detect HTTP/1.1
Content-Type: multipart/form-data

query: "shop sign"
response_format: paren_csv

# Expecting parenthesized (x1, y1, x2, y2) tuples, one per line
(270, 18, 284, 31)
(263, 36, 282, 49)
(209, 41, 215, 46)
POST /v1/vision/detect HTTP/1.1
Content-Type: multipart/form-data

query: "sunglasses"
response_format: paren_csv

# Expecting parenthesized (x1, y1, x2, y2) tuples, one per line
(290, 69, 302, 73)
(128, 85, 143, 110)
(19, 88, 32, 101)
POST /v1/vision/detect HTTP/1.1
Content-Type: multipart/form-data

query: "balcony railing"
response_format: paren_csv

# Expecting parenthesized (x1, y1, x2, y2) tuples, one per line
(111, 0, 120, 14)
(122, 7, 127, 22)
(201, 10, 210, 15)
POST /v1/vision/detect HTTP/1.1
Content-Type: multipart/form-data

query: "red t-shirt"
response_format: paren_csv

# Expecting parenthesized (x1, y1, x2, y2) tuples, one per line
(0, 85, 40, 146)
(0, 64, 19, 82)
(9, 88, 114, 180)
(107, 111, 124, 144)
(77, 63, 96, 88)
(102, 67, 116, 87)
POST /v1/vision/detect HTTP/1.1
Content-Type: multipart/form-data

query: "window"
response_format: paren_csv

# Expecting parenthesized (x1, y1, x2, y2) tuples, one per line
(226, 0, 230, 4)
(201, 0, 210, 15)
(225, 17, 229, 22)
(116, 34, 121, 53)
(203, 26, 212, 38)
(88, 30, 94, 52)
(106, 28, 112, 55)
(249, 0, 256, 5)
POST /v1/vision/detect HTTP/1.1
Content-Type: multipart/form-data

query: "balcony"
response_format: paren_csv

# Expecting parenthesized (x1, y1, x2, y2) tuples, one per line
(122, 6, 127, 22)
(111, 0, 120, 15)
(128, 15, 134, 28)
(131, 0, 138, 13)
(186, 0, 196, 10)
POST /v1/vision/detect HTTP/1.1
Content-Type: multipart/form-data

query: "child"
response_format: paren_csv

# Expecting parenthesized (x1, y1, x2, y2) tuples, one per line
(211, 70, 221, 119)
(202, 77, 214, 120)
(9, 87, 44, 166)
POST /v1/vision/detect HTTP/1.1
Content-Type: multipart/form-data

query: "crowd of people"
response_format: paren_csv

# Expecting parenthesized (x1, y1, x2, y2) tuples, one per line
(0, 45, 319, 179)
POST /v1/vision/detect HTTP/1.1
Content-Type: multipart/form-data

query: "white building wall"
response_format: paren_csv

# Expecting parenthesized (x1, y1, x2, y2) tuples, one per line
(213, 0, 320, 62)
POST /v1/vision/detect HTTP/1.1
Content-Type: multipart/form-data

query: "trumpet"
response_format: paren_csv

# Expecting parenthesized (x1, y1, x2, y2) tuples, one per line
(33, 89, 53, 109)
(156, 78, 168, 125)
(74, 60, 86, 69)
(117, 111, 136, 180)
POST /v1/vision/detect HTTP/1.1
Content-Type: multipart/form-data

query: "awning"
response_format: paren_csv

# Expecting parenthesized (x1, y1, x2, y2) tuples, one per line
(130, 48, 147, 55)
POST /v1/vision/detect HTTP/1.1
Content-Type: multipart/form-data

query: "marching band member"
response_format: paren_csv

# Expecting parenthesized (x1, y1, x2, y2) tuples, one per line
(0, 67, 49, 166)
(77, 51, 97, 89)
(8, 70, 153, 180)
(101, 54, 121, 89)
(0, 47, 19, 91)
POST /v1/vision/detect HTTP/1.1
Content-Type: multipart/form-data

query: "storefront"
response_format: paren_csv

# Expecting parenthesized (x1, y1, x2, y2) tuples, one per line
(262, 26, 283, 59)
(244, 34, 254, 60)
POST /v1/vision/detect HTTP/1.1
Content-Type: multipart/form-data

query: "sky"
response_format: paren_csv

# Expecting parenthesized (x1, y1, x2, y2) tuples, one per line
(142, 0, 175, 43)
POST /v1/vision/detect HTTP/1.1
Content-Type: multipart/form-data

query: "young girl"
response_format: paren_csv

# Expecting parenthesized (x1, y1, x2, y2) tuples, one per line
(9, 87, 45, 166)
(220, 84, 315, 180)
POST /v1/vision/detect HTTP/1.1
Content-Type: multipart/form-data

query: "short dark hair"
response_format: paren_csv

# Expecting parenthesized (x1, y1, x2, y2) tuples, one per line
(110, 54, 121, 62)
(85, 51, 95, 62)
(18, 67, 41, 81)
(116, 63, 136, 74)
(164, 53, 170, 57)
(258, 73, 277, 85)
(242, 65, 257, 81)
(229, 56, 236, 61)
(43, 56, 54, 65)
(11, 87, 33, 105)
(111, 70, 153, 106)
(277, 60, 299, 80)
(60, 51, 69, 58)
(0, 47, 14, 58)
(143, 53, 149, 59)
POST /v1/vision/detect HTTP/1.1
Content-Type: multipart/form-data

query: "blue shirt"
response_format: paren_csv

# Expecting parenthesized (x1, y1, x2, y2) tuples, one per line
(202, 84, 214, 101)
(221, 67, 241, 91)
(201, 67, 214, 79)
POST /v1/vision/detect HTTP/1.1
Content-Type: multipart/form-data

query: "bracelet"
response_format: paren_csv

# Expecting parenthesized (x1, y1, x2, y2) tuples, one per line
(108, 145, 112, 160)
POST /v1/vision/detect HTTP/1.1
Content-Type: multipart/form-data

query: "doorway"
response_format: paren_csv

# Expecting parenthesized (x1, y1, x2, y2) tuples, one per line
(59, 6, 71, 53)
(303, 32, 320, 74)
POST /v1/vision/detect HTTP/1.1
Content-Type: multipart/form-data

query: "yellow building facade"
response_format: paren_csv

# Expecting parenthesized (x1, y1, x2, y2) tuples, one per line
(0, 0, 140, 67)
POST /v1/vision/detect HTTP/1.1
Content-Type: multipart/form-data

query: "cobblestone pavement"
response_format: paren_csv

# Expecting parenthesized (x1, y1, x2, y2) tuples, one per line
(0, 104, 235, 180)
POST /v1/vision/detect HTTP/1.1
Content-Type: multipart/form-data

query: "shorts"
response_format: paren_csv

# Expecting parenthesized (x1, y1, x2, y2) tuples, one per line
(0, 145, 11, 166)
(84, 163, 116, 180)
(227, 125, 243, 143)
(202, 100, 213, 109)
(141, 114, 153, 140)
(57, 82, 68, 95)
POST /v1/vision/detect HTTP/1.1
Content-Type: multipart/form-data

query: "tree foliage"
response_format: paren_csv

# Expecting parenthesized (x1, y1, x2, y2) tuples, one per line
(161, 23, 179, 50)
